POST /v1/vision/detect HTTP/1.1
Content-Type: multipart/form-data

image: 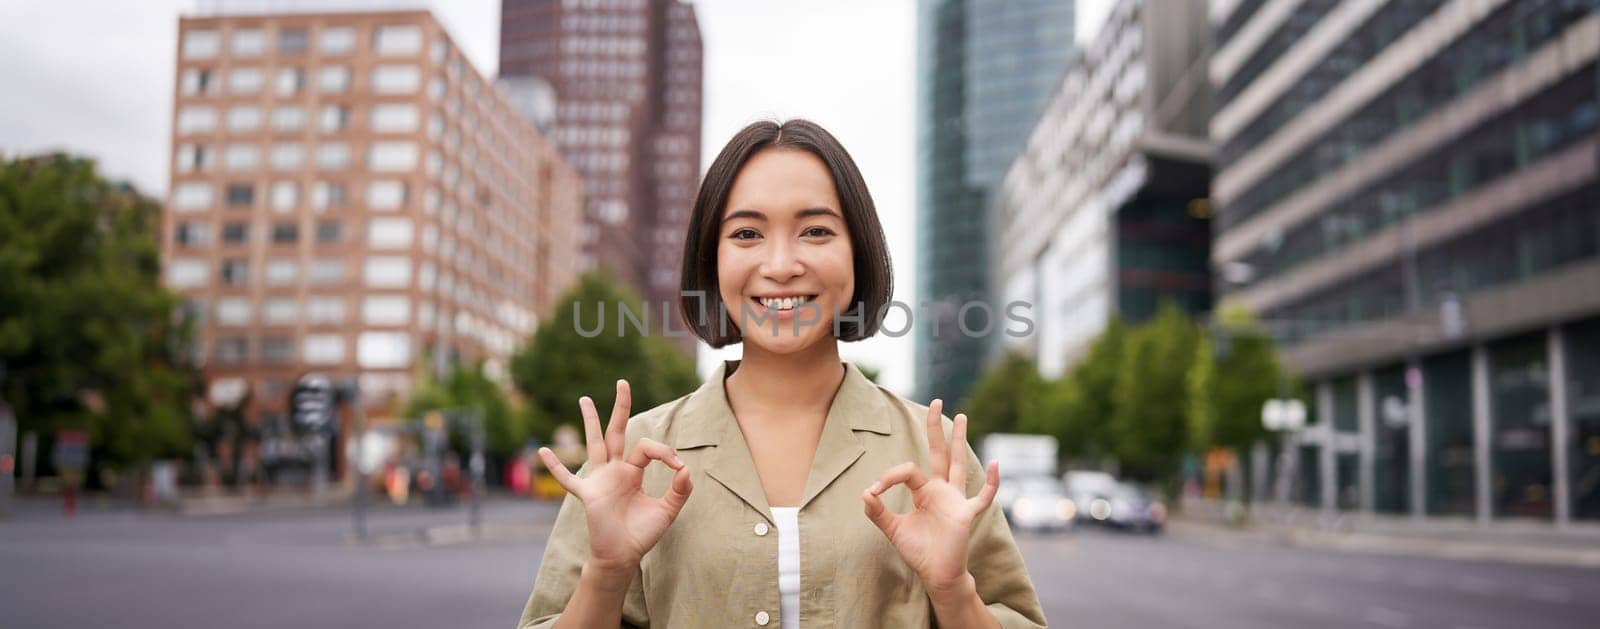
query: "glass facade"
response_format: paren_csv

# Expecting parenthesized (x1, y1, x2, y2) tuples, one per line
(1568, 317, 1600, 520)
(1297, 444, 1321, 508)
(915, 0, 1074, 403)
(1114, 196, 1212, 322)
(1372, 364, 1410, 514)
(1489, 332, 1553, 519)
(1425, 350, 1475, 516)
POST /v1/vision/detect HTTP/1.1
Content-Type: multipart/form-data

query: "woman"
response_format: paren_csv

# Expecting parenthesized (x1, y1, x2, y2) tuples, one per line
(519, 119, 1047, 628)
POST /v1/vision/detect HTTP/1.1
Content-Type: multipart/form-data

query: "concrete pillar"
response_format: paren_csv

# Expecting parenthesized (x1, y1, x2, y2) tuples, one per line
(1472, 344, 1493, 524)
(1319, 380, 1337, 514)
(1408, 359, 1428, 519)
(1550, 327, 1572, 526)
(1358, 370, 1376, 515)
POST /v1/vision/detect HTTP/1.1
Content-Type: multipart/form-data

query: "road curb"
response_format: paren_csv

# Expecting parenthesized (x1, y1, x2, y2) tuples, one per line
(1169, 519, 1600, 568)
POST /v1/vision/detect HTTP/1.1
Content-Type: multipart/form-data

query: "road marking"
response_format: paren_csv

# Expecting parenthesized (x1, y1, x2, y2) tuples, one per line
(1363, 606, 1411, 628)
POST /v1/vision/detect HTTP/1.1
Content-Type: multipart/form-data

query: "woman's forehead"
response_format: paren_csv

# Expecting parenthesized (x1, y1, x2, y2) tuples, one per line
(723, 148, 840, 218)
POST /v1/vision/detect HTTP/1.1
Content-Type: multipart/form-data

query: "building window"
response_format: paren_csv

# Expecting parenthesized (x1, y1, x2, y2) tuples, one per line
(370, 103, 418, 133)
(319, 105, 351, 133)
(374, 25, 423, 56)
(278, 29, 309, 55)
(225, 183, 254, 208)
(231, 29, 266, 57)
(176, 106, 216, 134)
(270, 181, 297, 211)
(362, 295, 410, 325)
(171, 182, 213, 211)
(261, 336, 294, 364)
(263, 298, 298, 325)
(228, 106, 262, 132)
(316, 220, 342, 243)
(320, 27, 356, 55)
(357, 331, 411, 368)
(271, 221, 299, 244)
(269, 143, 303, 171)
(224, 145, 259, 171)
(368, 141, 417, 172)
(272, 106, 306, 132)
(316, 143, 350, 170)
(303, 334, 345, 364)
(175, 221, 210, 246)
(312, 181, 346, 209)
(213, 337, 248, 364)
(264, 259, 298, 285)
(363, 257, 411, 287)
(371, 64, 420, 93)
(275, 67, 306, 96)
(175, 145, 211, 173)
(318, 66, 350, 93)
(182, 30, 221, 59)
(180, 68, 216, 95)
(220, 259, 249, 285)
(221, 221, 249, 244)
(366, 180, 407, 210)
(366, 218, 413, 248)
(215, 297, 251, 325)
(228, 68, 264, 94)
(166, 259, 209, 288)
(309, 258, 344, 283)
(306, 297, 345, 324)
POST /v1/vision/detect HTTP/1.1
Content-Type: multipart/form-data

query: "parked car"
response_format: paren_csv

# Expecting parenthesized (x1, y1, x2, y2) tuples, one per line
(1100, 482, 1166, 533)
(1004, 476, 1076, 532)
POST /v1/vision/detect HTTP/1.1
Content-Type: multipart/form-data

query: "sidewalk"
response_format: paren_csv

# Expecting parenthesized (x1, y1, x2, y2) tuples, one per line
(176, 485, 356, 516)
(1171, 500, 1600, 568)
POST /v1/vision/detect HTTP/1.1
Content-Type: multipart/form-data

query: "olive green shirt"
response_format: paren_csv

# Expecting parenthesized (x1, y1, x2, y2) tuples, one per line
(518, 360, 1048, 628)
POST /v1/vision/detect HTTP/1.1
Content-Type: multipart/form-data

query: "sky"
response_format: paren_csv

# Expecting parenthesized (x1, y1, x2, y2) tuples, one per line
(0, 0, 1114, 398)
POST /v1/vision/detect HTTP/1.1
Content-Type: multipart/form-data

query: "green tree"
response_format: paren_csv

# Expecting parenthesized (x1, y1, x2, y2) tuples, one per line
(1110, 302, 1199, 482)
(405, 359, 523, 459)
(963, 351, 1046, 444)
(0, 154, 196, 473)
(509, 272, 700, 442)
(1035, 318, 1127, 463)
(1191, 302, 1288, 453)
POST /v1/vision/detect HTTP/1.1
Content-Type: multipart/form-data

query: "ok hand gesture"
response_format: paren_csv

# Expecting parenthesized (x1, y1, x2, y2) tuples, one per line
(861, 399, 1001, 596)
(538, 380, 694, 573)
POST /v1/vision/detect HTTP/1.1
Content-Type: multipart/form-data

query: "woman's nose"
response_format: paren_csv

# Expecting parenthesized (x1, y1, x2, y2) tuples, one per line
(759, 240, 804, 281)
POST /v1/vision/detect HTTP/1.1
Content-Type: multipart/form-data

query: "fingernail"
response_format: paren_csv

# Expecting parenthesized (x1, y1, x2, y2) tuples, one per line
(672, 455, 683, 466)
(868, 482, 881, 494)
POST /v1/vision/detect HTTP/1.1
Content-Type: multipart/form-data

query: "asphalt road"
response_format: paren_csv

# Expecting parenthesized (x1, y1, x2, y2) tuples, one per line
(2, 498, 1596, 628)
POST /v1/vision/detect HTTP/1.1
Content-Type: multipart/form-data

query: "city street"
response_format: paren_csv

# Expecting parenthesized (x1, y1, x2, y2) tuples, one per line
(3, 498, 1597, 628)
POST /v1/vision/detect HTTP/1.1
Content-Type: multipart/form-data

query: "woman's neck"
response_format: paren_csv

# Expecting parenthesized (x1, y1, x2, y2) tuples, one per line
(725, 340, 846, 420)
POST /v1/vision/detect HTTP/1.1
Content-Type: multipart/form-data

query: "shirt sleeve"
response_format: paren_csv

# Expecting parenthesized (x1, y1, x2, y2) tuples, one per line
(959, 447, 1049, 629)
(517, 463, 650, 629)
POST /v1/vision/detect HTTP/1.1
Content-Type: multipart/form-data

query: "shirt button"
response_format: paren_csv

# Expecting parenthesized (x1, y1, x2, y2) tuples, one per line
(755, 610, 770, 625)
(754, 522, 769, 536)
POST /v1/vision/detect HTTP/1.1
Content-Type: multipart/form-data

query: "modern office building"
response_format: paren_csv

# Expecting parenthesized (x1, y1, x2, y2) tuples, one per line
(1209, 0, 1600, 523)
(162, 10, 584, 434)
(499, 0, 702, 341)
(995, 0, 1213, 378)
(916, 0, 1076, 402)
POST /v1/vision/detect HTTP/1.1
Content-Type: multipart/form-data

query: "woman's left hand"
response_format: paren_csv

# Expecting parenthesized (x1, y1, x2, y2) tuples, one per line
(861, 399, 1001, 597)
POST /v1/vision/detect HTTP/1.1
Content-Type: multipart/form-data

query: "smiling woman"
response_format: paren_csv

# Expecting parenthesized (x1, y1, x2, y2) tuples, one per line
(519, 119, 1047, 629)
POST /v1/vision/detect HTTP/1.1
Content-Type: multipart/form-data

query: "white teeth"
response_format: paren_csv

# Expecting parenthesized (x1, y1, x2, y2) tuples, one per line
(760, 296, 812, 310)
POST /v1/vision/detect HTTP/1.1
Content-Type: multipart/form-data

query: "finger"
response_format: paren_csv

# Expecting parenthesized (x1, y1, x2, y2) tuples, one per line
(659, 462, 694, 516)
(538, 447, 582, 497)
(949, 413, 969, 485)
(969, 460, 1000, 515)
(579, 396, 607, 464)
(625, 437, 684, 470)
(605, 379, 633, 460)
(925, 399, 949, 480)
(868, 461, 928, 496)
(862, 486, 900, 534)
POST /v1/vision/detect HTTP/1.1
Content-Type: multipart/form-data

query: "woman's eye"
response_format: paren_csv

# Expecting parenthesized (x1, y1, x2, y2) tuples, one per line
(729, 228, 760, 240)
(802, 226, 835, 238)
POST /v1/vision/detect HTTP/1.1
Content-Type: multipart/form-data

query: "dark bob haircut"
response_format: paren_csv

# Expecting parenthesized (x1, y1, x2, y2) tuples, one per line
(678, 119, 893, 348)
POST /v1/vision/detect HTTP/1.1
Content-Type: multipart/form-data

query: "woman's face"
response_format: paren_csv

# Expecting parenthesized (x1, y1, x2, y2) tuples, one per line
(716, 147, 855, 355)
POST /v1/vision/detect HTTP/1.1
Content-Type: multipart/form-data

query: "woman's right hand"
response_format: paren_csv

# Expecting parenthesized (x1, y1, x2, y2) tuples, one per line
(537, 379, 694, 575)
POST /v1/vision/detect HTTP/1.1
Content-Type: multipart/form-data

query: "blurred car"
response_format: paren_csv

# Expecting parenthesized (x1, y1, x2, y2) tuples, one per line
(1004, 476, 1076, 532)
(1095, 483, 1166, 533)
(1062, 470, 1117, 514)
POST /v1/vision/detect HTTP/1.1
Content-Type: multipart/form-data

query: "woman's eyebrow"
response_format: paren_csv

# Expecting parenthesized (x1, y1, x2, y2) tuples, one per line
(724, 207, 841, 221)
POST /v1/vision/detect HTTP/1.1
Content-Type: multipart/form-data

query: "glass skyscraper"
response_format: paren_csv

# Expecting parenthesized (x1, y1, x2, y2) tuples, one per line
(915, 0, 1075, 404)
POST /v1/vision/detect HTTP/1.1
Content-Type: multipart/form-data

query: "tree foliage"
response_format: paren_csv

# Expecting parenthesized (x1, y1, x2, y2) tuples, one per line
(405, 359, 523, 458)
(0, 154, 196, 468)
(509, 272, 700, 442)
(962, 351, 1046, 445)
(1110, 302, 1200, 481)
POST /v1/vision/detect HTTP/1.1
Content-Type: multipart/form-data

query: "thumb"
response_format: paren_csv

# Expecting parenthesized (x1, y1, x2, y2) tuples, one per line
(660, 463, 694, 516)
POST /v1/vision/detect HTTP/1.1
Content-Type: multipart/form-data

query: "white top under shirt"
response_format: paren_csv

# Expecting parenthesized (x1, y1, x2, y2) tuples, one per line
(770, 506, 801, 629)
